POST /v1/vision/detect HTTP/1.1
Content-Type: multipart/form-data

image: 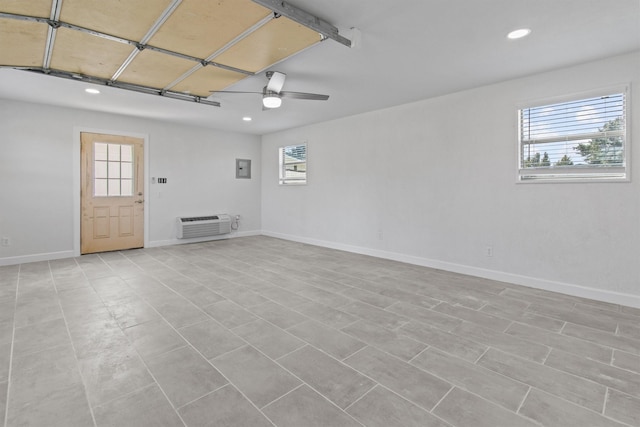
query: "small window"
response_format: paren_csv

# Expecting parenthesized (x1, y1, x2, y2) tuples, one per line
(94, 142, 134, 196)
(518, 87, 628, 182)
(279, 143, 307, 185)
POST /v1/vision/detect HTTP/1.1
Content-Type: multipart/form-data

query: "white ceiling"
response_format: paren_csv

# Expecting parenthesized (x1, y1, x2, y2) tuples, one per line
(1, 0, 638, 135)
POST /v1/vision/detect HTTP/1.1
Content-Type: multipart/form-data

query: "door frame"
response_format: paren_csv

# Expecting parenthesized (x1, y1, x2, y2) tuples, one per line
(73, 127, 149, 257)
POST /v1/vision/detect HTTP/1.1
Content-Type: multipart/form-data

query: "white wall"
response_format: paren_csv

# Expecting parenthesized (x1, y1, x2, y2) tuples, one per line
(0, 100, 261, 264)
(261, 52, 640, 307)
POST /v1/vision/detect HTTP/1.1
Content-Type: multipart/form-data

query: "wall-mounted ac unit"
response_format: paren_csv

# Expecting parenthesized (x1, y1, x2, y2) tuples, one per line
(177, 214, 231, 239)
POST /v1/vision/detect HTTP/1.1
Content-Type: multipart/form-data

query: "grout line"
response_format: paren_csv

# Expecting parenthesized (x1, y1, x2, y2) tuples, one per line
(473, 346, 491, 364)
(175, 382, 228, 411)
(49, 259, 99, 427)
(407, 345, 430, 364)
(2, 264, 20, 427)
(602, 387, 610, 415)
(429, 384, 455, 413)
(342, 383, 377, 412)
(515, 386, 532, 414)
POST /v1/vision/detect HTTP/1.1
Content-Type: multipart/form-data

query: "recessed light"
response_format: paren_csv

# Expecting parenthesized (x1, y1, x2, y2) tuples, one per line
(242, 116, 252, 122)
(85, 88, 100, 94)
(507, 28, 531, 40)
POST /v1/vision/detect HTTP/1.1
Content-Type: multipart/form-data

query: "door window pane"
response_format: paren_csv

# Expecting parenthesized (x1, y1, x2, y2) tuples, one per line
(95, 179, 108, 196)
(121, 145, 133, 162)
(94, 142, 135, 196)
(108, 161, 121, 179)
(95, 161, 107, 178)
(108, 144, 121, 161)
(121, 162, 133, 179)
(121, 179, 133, 196)
(108, 179, 121, 196)
(95, 143, 108, 160)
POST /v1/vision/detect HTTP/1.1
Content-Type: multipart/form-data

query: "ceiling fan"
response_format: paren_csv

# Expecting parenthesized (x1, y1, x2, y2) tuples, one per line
(211, 71, 329, 109)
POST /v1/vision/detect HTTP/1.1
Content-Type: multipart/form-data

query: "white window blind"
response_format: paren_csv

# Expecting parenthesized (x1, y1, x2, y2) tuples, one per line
(518, 88, 628, 182)
(279, 143, 307, 185)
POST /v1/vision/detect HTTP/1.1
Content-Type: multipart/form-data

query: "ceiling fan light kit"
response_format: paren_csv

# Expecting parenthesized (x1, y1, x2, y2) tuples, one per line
(262, 91, 282, 108)
(212, 70, 329, 109)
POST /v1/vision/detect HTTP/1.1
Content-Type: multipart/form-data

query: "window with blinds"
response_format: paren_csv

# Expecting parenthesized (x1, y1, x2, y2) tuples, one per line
(518, 87, 628, 182)
(279, 143, 307, 185)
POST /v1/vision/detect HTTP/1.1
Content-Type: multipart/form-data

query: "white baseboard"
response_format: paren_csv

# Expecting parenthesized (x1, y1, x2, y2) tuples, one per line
(0, 231, 261, 266)
(262, 231, 640, 309)
(0, 250, 75, 267)
(147, 230, 261, 248)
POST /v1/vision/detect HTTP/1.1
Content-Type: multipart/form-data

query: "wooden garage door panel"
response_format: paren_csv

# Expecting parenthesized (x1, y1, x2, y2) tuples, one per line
(59, 0, 175, 41)
(170, 66, 247, 97)
(149, 0, 271, 59)
(50, 28, 134, 78)
(0, 19, 47, 67)
(212, 17, 321, 73)
(117, 49, 195, 88)
(0, 0, 52, 17)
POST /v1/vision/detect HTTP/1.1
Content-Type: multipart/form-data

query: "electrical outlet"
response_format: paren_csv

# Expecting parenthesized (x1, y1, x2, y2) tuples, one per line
(485, 246, 493, 257)
(377, 229, 383, 240)
(1, 237, 10, 246)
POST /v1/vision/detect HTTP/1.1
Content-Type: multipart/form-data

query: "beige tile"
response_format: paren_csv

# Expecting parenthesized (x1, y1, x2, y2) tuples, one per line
(146, 345, 227, 408)
(520, 388, 626, 427)
(545, 349, 640, 397)
(232, 319, 305, 359)
(203, 300, 258, 328)
(339, 300, 409, 330)
(480, 303, 566, 332)
(399, 321, 488, 362)
(216, 285, 269, 307)
(292, 300, 359, 329)
(296, 285, 351, 308)
(386, 301, 462, 332)
(612, 350, 640, 374)
(346, 385, 448, 427)
(344, 346, 452, 411)
(279, 345, 375, 409)
(7, 382, 94, 427)
(78, 346, 154, 406)
(506, 321, 611, 363)
(605, 389, 640, 426)
(262, 384, 361, 427)
(563, 322, 640, 355)
(212, 345, 300, 408)
(339, 286, 397, 308)
(477, 348, 607, 412)
(434, 387, 538, 427)
(0, 381, 6, 424)
(0, 342, 11, 382)
(179, 384, 273, 427)
(412, 347, 529, 411)
(247, 301, 308, 329)
(453, 321, 550, 362)
(341, 319, 426, 361)
(178, 319, 245, 360)
(123, 319, 187, 360)
(528, 302, 618, 333)
(94, 384, 183, 427)
(12, 317, 71, 356)
(433, 302, 512, 331)
(287, 320, 366, 360)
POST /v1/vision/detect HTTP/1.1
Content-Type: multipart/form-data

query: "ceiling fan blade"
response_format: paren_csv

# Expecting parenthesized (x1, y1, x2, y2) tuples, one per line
(280, 91, 329, 101)
(266, 71, 286, 93)
(209, 90, 262, 94)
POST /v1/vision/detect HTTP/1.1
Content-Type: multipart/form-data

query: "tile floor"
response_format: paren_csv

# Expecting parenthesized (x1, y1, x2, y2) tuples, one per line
(0, 236, 638, 426)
